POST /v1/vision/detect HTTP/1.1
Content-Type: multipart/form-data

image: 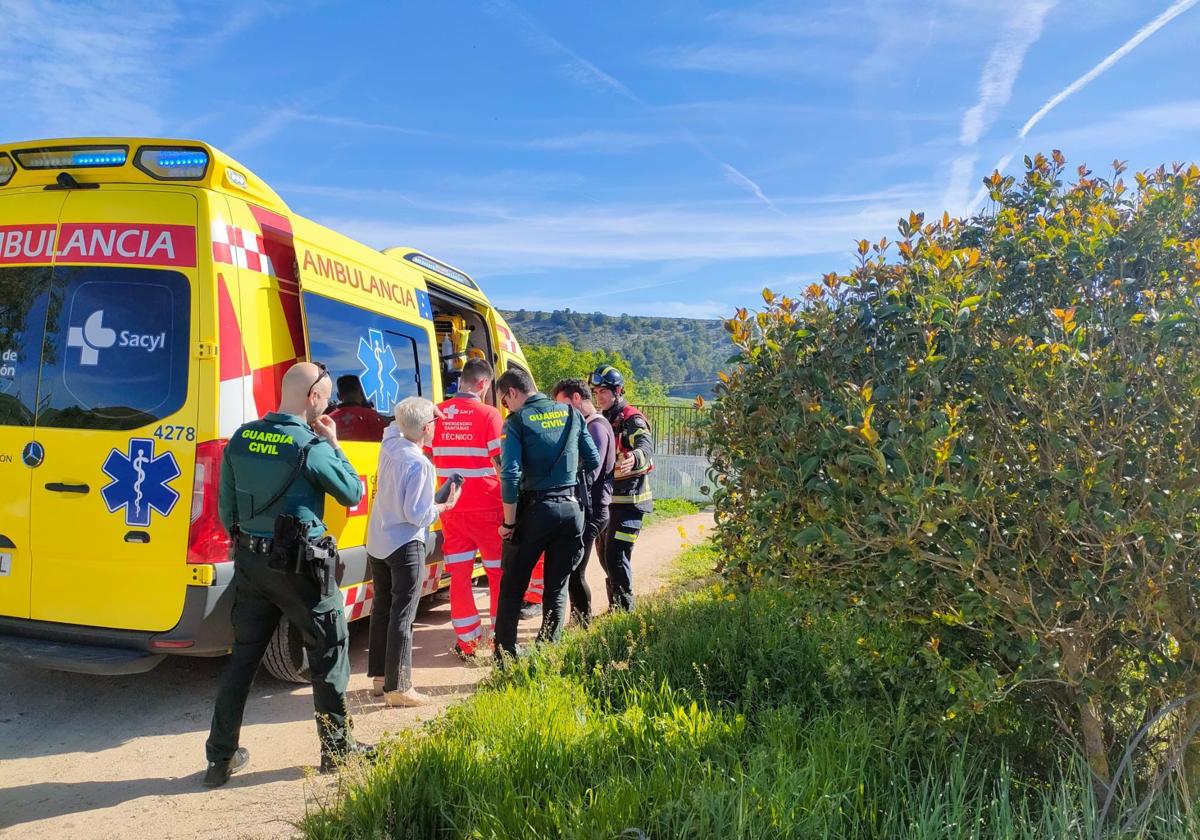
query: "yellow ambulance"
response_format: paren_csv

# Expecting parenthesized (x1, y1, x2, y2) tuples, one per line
(0, 138, 529, 681)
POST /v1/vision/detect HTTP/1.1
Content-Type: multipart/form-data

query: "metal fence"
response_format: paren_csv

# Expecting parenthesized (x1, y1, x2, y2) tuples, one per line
(640, 404, 711, 501)
(641, 404, 707, 456)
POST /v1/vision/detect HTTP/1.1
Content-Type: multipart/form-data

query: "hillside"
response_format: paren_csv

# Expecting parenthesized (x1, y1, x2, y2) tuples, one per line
(500, 309, 733, 397)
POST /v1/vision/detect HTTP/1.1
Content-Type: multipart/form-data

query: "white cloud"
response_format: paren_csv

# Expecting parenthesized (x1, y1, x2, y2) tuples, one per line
(960, 1, 1058, 146)
(523, 130, 673, 152)
(942, 154, 980, 214)
(227, 108, 443, 155)
(655, 43, 840, 77)
(646, 300, 734, 319)
(319, 189, 934, 276)
(0, 0, 179, 137)
(943, 0, 1057, 215)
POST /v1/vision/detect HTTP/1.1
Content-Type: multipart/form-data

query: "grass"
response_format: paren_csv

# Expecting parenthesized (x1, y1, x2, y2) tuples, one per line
(302, 543, 1199, 839)
(643, 497, 704, 526)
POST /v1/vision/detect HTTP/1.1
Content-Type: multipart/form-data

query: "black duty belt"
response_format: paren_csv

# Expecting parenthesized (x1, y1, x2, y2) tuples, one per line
(235, 532, 274, 555)
(522, 487, 576, 502)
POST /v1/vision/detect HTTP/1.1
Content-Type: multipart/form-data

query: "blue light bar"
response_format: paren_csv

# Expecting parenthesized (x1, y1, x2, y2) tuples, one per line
(71, 151, 127, 166)
(403, 252, 478, 290)
(134, 146, 210, 180)
(14, 145, 129, 170)
(157, 151, 209, 168)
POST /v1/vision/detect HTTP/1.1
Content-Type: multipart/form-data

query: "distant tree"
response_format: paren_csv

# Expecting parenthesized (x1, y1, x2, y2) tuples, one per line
(524, 341, 667, 406)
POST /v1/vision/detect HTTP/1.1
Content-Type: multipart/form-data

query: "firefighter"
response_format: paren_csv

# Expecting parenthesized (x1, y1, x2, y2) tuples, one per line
(589, 365, 653, 612)
(430, 358, 505, 658)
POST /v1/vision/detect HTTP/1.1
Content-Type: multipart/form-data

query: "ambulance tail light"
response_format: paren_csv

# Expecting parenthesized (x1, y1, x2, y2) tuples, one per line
(0, 154, 14, 186)
(135, 146, 210, 180)
(187, 439, 231, 565)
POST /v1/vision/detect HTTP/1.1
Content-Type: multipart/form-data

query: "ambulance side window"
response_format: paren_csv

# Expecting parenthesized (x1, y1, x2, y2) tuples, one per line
(0, 267, 52, 427)
(36, 266, 190, 430)
(303, 292, 434, 420)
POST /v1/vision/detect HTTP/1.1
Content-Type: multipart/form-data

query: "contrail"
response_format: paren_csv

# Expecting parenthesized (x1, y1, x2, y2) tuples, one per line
(1020, 0, 1199, 137)
(721, 163, 782, 213)
(484, 0, 782, 213)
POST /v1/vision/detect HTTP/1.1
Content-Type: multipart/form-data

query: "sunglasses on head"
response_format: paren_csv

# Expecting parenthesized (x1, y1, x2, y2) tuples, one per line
(308, 362, 329, 397)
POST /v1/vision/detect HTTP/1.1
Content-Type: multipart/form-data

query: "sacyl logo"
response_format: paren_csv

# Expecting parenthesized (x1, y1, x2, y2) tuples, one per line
(67, 310, 116, 366)
(66, 310, 166, 366)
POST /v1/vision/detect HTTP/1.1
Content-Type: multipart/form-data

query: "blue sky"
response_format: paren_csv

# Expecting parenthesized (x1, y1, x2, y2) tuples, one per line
(2, 0, 1196, 319)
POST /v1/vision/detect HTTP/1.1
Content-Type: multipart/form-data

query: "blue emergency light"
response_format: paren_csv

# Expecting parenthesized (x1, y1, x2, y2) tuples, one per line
(134, 146, 209, 180)
(13, 145, 129, 170)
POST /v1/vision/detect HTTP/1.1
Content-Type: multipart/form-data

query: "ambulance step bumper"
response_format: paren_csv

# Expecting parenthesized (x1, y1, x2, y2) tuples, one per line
(0, 634, 166, 675)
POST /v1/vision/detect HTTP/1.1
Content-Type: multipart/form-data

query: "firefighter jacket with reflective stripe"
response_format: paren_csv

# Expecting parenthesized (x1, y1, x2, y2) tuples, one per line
(604, 399, 654, 511)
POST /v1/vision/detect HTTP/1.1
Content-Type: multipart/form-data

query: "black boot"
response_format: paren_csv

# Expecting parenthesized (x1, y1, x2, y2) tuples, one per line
(203, 747, 249, 788)
(319, 741, 376, 774)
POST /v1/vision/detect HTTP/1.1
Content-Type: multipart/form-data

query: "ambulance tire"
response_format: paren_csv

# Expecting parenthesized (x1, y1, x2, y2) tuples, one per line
(263, 617, 311, 684)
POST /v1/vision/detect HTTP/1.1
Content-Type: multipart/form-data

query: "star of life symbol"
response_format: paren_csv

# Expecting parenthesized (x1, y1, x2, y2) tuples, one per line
(101, 438, 181, 527)
(66, 310, 117, 366)
(356, 328, 401, 414)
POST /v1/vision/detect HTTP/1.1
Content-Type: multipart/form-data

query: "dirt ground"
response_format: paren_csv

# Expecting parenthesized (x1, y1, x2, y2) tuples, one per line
(0, 512, 713, 839)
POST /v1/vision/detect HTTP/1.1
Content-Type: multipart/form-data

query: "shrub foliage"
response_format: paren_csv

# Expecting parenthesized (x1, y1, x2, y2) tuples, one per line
(708, 154, 1200, 789)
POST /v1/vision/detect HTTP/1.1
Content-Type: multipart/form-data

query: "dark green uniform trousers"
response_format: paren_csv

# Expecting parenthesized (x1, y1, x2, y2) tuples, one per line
(205, 550, 351, 763)
(494, 495, 584, 659)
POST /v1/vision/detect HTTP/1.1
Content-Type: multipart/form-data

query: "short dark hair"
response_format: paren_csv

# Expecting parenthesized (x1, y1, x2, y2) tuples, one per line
(460, 358, 493, 387)
(335, 374, 368, 406)
(495, 367, 535, 396)
(552, 378, 589, 401)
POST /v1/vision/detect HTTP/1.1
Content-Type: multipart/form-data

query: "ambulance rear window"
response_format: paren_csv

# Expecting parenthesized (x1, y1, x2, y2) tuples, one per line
(0, 267, 52, 427)
(37, 267, 190, 430)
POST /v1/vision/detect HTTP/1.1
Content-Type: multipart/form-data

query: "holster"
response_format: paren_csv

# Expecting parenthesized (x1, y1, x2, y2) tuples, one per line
(268, 514, 307, 573)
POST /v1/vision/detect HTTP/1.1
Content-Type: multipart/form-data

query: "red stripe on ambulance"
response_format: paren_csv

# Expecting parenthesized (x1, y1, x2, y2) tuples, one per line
(0, 223, 196, 267)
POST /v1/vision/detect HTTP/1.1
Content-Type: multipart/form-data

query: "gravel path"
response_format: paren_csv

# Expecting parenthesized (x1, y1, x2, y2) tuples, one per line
(0, 512, 714, 839)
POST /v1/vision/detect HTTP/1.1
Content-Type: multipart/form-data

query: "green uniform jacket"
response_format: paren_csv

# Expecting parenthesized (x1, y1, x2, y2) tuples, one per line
(218, 412, 363, 539)
(500, 393, 600, 504)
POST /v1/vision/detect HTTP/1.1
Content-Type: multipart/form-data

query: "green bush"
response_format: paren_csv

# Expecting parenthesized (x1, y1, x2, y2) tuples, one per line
(708, 154, 1200, 790)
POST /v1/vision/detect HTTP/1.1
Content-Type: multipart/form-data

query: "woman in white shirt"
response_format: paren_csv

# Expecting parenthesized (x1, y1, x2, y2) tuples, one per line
(366, 396, 460, 706)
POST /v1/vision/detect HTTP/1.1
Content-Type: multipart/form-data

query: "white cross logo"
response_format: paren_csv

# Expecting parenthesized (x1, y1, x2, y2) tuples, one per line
(443, 404, 460, 418)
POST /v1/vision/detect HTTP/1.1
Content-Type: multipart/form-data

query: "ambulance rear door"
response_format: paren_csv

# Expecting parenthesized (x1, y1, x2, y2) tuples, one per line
(0, 191, 68, 620)
(27, 188, 200, 632)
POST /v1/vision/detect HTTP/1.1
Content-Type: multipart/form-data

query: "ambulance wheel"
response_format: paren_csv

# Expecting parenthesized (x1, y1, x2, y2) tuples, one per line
(263, 618, 311, 684)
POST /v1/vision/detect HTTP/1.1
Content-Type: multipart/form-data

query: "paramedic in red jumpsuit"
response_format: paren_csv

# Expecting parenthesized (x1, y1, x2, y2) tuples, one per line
(430, 358, 505, 657)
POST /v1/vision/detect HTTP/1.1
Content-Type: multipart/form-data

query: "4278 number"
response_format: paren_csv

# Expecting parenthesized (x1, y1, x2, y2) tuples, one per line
(153, 424, 196, 442)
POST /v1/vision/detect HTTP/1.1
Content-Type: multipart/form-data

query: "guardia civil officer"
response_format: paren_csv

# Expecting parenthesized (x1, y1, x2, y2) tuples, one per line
(493, 367, 600, 661)
(203, 362, 371, 788)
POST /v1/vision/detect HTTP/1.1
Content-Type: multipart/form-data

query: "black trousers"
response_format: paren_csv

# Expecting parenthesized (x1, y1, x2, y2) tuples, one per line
(206, 551, 350, 764)
(367, 540, 426, 693)
(600, 506, 645, 612)
(494, 496, 583, 658)
(568, 509, 609, 625)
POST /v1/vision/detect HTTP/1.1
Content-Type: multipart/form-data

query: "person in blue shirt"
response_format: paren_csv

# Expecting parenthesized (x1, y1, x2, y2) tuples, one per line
(493, 367, 599, 661)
